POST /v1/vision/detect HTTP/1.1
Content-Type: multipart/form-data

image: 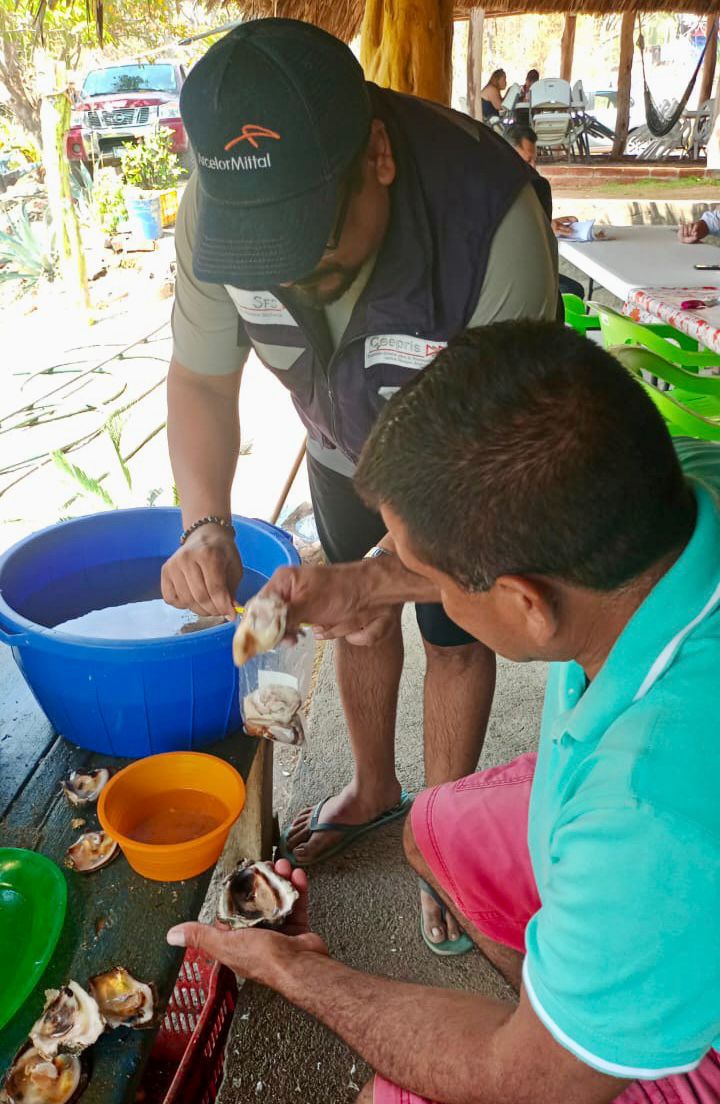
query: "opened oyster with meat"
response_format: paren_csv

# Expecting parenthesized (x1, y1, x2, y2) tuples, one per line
(242, 684, 305, 746)
(232, 593, 287, 666)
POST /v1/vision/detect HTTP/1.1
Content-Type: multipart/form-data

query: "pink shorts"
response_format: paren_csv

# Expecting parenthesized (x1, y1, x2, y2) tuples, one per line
(374, 754, 720, 1104)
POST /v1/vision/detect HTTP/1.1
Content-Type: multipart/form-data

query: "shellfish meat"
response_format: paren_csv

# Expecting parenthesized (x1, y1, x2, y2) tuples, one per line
(65, 831, 118, 873)
(232, 594, 286, 666)
(1, 1046, 86, 1104)
(242, 685, 305, 746)
(217, 860, 298, 929)
(88, 967, 156, 1029)
(29, 982, 104, 1060)
(61, 769, 110, 807)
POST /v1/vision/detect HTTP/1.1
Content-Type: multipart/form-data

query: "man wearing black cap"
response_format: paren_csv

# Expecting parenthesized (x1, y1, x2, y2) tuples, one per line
(162, 18, 558, 949)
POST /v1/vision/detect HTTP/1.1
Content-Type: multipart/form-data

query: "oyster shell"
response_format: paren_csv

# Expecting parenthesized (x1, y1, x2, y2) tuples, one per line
(242, 686, 305, 746)
(1, 1045, 86, 1104)
(232, 594, 286, 666)
(61, 769, 110, 807)
(65, 831, 118, 873)
(88, 967, 156, 1029)
(217, 860, 298, 929)
(29, 982, 104, 1060)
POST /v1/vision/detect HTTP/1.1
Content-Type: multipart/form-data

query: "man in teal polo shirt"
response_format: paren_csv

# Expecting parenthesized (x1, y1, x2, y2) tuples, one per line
(168, 323, 720, 1104)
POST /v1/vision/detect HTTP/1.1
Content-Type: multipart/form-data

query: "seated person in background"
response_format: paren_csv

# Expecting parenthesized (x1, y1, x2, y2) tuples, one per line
(480, 69, 507, 120)
(171, 322, 720, 1104)
(678, 209, 720, 243)
(509, 124, 584, 299)
(522, 67, 540, 100)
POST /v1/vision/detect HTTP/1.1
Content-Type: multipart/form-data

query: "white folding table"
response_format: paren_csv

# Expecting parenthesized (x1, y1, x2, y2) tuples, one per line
(558, 225, 720, 302)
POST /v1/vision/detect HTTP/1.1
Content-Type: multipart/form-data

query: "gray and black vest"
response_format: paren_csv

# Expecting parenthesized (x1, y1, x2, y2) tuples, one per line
(227, 84, 547, 466)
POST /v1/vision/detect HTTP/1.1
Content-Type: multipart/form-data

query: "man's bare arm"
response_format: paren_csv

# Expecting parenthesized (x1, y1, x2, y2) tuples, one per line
(274, 954, 627, 1104)
(162, 357, 244, 616)
(166, 356, 242, 525)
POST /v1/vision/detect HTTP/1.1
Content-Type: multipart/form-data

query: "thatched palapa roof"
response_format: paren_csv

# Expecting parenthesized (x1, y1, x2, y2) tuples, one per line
(212, 0, 720, 34)
(49, 0, 720, 50)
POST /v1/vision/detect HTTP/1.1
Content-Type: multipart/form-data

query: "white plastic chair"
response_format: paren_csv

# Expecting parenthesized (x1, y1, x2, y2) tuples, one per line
(530, 78, 571, 111)
(571, 80, 587, 109)
(502, 83, 522, 113)
(530, 78, 582, 160)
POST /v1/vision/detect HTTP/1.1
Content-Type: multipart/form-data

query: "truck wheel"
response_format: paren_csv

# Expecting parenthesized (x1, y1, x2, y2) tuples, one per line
(178, 148, 195, 177)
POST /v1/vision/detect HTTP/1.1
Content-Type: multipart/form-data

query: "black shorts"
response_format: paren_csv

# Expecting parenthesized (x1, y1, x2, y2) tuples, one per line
(307, 453, 475, 648)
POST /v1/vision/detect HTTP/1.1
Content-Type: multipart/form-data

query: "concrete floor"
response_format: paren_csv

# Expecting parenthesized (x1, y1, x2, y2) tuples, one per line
(217, 612, 548, 1104)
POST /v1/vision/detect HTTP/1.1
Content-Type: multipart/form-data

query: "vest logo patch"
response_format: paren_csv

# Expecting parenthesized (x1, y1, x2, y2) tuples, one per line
(225, 287, 298, 328)
(365, 335, 447, 371)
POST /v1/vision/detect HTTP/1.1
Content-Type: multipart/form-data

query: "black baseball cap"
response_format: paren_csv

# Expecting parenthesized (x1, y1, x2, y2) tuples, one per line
(180, 19, 372, 289)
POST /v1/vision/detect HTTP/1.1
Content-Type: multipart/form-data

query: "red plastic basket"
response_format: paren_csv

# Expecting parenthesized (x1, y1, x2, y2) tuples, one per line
(136, 949, 238, 1104)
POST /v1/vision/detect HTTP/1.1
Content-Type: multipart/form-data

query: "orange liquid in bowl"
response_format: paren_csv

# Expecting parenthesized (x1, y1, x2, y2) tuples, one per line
(125, 789, 229, 845)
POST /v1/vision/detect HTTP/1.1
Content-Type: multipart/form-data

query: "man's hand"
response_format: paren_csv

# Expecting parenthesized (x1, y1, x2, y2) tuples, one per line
(261, 563, 402, 644)
(162, 524, 242, 618)
(166, 861, 328, 986)
(678, 219, 709, 244)
(551, 215, 578, 238)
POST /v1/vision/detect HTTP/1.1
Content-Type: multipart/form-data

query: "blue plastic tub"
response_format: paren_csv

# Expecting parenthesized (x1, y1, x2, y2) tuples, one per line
(0, 509, 299, 757)
(126, 193, 162, 240)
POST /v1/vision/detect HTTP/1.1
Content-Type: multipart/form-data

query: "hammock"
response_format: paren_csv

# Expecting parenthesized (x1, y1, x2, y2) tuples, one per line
(637, 16, 716, 138)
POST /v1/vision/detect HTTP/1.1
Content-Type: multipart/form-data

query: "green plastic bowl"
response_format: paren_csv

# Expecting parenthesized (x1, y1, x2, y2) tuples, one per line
(0, 848, 67, 1030)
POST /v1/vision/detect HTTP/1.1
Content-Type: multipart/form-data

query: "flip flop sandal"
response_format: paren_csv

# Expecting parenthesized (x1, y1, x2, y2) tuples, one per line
(278, 791, 413, 869)
(418, 877, 474, 957)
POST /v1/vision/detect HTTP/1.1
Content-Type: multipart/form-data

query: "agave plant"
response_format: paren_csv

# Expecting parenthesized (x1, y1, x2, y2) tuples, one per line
(0, 202, 55, 283)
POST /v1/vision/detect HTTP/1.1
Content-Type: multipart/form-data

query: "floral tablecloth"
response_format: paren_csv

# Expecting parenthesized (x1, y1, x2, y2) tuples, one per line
(624, 286, 720, 354)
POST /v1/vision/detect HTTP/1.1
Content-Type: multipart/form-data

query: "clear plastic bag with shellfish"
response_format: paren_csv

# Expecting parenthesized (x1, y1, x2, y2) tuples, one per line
(232, 593, 315, 747)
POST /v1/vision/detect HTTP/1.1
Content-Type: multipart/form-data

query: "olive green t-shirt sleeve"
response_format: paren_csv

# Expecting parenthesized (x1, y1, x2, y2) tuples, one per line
(468, 182, 559, 326)
(171, 173, 250, 375)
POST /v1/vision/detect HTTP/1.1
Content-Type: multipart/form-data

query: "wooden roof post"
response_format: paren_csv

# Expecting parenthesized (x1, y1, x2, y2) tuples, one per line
(467, 8, 485, 119)
(560, 15, 577, 84)
(360, 0, 454, 105)
(612, 11, 635, 157)
(698, 13, 718, 107)
(707, 69, 720, 169)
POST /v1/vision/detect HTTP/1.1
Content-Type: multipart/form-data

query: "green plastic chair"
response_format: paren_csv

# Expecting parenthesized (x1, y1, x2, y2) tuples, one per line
(612, 344, 720, 442)
(562, 293, 601, 335)
(590, 301, 719, 372)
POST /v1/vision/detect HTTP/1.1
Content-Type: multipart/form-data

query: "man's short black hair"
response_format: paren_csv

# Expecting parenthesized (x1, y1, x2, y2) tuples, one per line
(355, 322, 695, 593)
(508, 124, 537, 148)
(526, 68, 540, 82)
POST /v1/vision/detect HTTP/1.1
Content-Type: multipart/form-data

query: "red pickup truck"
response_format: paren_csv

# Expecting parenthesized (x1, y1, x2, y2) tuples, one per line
(65, 60, 193, 171)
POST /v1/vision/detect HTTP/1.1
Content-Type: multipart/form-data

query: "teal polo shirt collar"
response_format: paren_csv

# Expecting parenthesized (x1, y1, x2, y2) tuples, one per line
(559, 483, 720, 745)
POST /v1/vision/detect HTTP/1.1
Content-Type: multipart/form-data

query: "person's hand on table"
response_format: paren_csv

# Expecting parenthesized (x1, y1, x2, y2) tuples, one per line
(162, 524, 242, 618)
(260, 562, 400, 646)
(551, 215, 578, 238)
(678, 220, 709, 244)
(166, 860, 328, 984)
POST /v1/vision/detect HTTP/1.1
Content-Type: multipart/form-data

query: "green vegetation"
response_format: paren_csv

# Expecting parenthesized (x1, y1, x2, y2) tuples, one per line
(0, 203, 55, 283)
(601, 176, 720, 195)
(121, 129, 181, 192)
(92, 168, 128, 234)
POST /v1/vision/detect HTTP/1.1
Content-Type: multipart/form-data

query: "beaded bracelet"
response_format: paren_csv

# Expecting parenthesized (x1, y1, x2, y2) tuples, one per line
(180, 515, 235, 545)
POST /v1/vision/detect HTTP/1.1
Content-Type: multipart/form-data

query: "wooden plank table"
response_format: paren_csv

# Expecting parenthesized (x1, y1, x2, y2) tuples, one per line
(0, 647, 269, 1101)
(558, 225, 720, 302)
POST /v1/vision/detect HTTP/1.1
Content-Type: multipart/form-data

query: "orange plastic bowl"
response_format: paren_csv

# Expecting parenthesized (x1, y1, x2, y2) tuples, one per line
(98, 752, 246, 882)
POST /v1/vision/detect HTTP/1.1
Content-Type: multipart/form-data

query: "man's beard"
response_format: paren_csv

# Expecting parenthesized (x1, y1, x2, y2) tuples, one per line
(286, 262, 363, 308)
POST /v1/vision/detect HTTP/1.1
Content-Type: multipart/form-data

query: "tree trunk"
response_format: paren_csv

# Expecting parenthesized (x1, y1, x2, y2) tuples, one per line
(466, 8, 484, 119)
(0, 9, 41, 144)
(612, 12, 635, 158)
(361, 0, 454, 105)
(560, 15, 576, 84)
(707, 71, 720, 170)
(36, 50, 90, 313)
(698, 14, 718, 107)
